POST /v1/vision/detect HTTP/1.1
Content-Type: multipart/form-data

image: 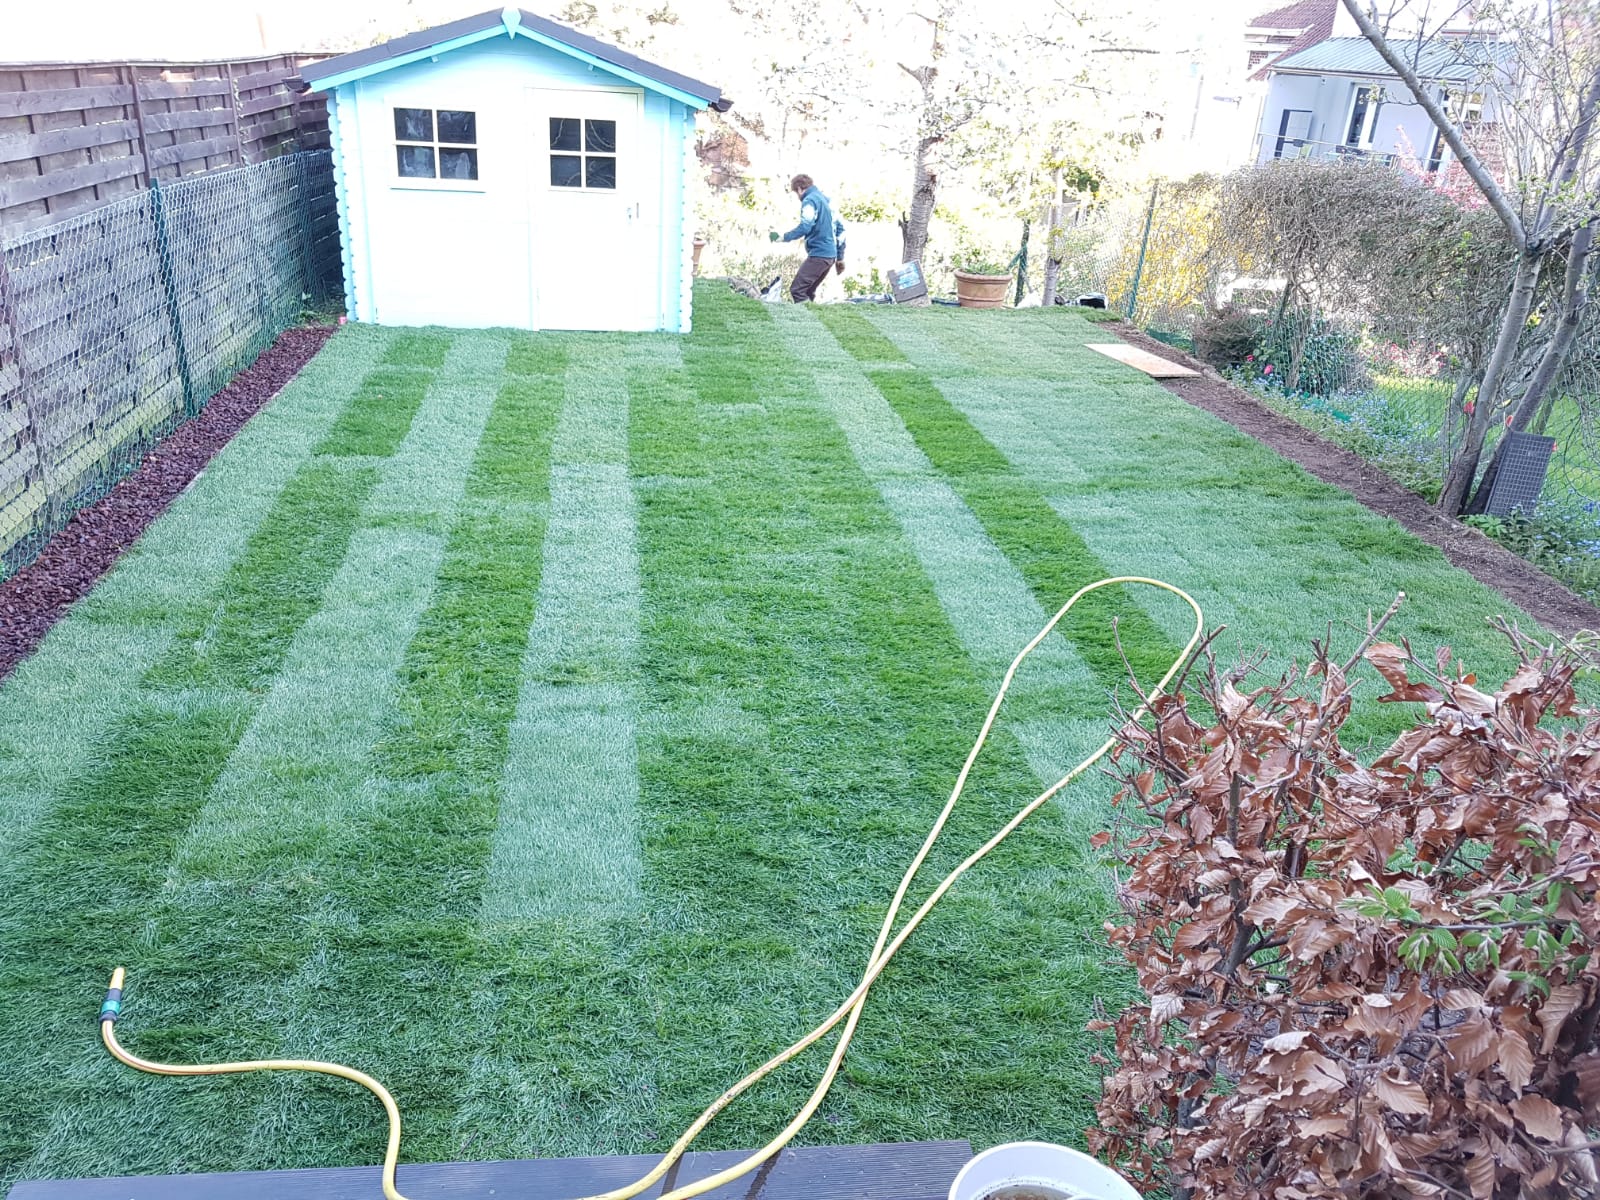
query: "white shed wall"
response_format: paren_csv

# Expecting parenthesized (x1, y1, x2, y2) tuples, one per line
(332, 34, 695, 331)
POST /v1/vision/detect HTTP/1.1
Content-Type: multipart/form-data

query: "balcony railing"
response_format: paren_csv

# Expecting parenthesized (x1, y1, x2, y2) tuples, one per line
(1271, 138, 1397, 166)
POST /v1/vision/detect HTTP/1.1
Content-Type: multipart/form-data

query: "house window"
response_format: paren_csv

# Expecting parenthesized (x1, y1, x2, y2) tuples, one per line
(1453, 90, 1486, 124)
(1344, 85, 1384, 147)
(1427, 127, 1448, 172)
(394, 107, 479, 181)
(549, 117, 617, 189)
(1273, 108, 1313, 159)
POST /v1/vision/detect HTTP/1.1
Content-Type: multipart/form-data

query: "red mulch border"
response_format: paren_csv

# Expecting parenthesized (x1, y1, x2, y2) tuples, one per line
(0, 325, 336, 683)
(1103, 321, 1600, 639)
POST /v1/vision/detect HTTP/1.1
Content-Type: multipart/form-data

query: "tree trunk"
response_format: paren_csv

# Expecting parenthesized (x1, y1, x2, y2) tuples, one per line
(1438, 252, 1545, 514)
(1286, 309, 1313, 392)
(1465, 224, 1594, 512)
(1530, 389, 1559, 435)
(1041, 170, 1063, 309)
(1041, 249, 1061, 308)
(1441, 367, 1475, 456)
(899, 136, 940, 270)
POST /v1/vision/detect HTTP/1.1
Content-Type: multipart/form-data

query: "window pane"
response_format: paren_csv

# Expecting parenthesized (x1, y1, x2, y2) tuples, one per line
(585, 155, 617, 189)
(440, 147, 479, 180)
(397, 144, 436, 178)
(438, 109, 476, 144)
(394, 107, 433, 142)
(550, 154, 583, 187)
(1346, 88, 1371, 145)
(585, 119, 617, 153)
(549, 118, 581, 151)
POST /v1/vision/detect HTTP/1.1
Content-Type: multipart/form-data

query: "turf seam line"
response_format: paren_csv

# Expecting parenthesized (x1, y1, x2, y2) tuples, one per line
(481, 341, 649, 923)
(814, 316, 1184, 699)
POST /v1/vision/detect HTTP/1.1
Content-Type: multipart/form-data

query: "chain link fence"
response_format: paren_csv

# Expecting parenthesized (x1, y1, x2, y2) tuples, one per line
(0, 150, 340, 578)
(1058, 178, 1600, 597)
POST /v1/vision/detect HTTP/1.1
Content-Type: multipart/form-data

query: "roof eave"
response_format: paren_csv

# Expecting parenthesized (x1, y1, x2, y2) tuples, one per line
(298, 7, 723, 110)
(302, 25, 506, 92)
(509, 22, 715, 109)
(1269, 64, 1482, 83)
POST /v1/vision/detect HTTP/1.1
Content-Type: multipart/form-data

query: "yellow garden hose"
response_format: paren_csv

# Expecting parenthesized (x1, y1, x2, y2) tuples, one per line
(99, 966, 407, 1200)
(101, 576, 1204, 1200)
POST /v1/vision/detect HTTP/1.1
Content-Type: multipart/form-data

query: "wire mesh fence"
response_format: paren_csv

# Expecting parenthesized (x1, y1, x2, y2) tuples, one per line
(1066, 180, 1600, 583)
(0, 150, 340, 578)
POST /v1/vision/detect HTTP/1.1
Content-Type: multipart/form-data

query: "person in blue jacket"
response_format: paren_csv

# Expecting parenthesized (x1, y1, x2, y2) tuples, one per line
(771, 174, 844, 302)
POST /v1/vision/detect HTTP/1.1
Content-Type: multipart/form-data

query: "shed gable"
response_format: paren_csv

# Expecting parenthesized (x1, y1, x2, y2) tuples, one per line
(300, 7, 724, 111)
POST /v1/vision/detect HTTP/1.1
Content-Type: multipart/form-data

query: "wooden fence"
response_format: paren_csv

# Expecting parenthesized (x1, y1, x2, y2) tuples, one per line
(0, 152, 340, 572)
(0, 55, 330, 235)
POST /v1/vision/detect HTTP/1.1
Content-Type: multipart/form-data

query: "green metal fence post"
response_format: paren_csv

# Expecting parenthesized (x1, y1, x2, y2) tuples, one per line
(1126, 181, 1160, 323)
(292, 152, 319, 305)
(1014, 220, 1029, 307)
(150, 179, 197, 417)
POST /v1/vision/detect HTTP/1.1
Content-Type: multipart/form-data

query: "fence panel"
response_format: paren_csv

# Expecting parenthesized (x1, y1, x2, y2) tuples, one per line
(0, 150, 340, 575)
(0, 55, 329, 235)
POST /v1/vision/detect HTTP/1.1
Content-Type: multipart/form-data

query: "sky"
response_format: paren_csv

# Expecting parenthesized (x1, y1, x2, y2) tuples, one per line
(5, 0, 1270, 63)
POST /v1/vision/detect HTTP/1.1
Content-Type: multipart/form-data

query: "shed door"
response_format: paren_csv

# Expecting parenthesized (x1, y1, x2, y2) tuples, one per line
(530, 88, 650, 331)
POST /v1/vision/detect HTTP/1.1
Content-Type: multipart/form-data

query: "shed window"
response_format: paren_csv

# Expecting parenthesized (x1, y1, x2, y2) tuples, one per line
(549, 117, 617, 190)
(394, 107, 479, 181)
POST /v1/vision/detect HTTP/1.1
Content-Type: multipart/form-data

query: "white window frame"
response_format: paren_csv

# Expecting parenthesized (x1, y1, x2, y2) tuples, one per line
(1273, 108, 1314, 159)
(388, 102, 486, 193)
(1343, 83, 1386, 149)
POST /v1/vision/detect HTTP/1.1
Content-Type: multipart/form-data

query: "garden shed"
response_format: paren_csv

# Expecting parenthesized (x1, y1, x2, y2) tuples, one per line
(298, 7, 727, 332)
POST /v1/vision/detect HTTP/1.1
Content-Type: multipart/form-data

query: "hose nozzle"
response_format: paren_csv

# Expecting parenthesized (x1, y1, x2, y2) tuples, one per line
(100, 967, 125, 1024)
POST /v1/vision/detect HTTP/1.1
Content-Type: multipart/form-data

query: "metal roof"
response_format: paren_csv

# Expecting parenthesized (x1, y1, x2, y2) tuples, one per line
(1271, 36, 1510, 81)
(298, 8, 726, 109)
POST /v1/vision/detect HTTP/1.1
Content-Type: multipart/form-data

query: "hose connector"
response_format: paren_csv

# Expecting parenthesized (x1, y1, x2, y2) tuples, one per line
(100, 967, 126, 1025)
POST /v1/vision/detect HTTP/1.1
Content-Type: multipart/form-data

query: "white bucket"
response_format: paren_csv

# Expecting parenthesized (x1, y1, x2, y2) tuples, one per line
(947, 1141, 1142, 1200)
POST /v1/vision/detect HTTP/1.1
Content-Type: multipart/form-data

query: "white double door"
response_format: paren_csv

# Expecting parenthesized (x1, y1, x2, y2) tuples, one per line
(528, 87, 653, 332)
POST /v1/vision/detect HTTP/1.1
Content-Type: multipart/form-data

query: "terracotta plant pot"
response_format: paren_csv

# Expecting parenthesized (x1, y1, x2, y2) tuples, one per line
(692, 236, 707, 276)
(954, 270, 1012, 308)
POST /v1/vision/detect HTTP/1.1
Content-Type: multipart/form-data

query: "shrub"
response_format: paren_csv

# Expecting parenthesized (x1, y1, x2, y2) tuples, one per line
(1467, 505, 1600, 605)
(1193, 307, 1260, 370)
(1089, 623, 1600, 1199)
(1255, 314, 1367, 396)
(952, 248, 1015, 276)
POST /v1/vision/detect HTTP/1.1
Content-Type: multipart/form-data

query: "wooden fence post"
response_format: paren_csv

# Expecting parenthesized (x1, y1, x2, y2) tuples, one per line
(226, 61, 249, 167)
(126, 64, 153, 187)
(149, 180, 197, 416)
(0, 248, 61, 547)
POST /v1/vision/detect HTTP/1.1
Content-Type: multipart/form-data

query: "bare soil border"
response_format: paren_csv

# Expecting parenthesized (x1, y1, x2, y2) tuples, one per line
(0, 325, 336, 683)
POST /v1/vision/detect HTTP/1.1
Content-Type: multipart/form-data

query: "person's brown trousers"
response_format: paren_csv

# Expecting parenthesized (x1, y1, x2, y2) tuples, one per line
(790, 256, 834, 302)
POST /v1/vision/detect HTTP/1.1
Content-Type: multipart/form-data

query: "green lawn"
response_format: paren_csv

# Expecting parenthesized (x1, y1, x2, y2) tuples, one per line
(0, 285, 1550, 1192)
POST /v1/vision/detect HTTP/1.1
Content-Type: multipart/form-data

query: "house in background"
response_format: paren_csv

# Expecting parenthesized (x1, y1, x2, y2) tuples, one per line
(1250, 4, 1505, 172)
(299, 7, 728, 333)
(1245, 0, 1337, 78)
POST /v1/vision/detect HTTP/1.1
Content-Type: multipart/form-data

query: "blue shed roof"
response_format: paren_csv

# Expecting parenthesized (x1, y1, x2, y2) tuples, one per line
(299, 7, 728, 110)
(1271, 35, 1511, 82)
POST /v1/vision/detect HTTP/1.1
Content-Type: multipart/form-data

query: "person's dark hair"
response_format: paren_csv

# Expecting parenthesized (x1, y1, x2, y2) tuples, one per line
(789, 174, 813, 193)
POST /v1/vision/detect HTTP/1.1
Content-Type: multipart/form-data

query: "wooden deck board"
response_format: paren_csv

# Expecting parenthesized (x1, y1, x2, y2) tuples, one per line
(9, 1139, 973, 1200)
(1085, 342, 1199, 378)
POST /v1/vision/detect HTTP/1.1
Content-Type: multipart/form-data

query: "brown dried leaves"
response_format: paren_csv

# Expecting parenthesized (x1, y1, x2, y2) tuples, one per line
(1088, 631, 1599, 1199)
